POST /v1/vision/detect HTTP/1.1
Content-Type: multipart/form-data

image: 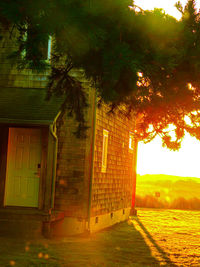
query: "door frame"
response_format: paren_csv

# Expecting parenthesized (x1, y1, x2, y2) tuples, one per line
(4, 127, 42, 207)
(0, 125, 48, 210)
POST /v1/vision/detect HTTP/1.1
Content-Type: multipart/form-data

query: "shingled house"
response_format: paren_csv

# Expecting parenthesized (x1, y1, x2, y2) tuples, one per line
(0, 27, 138, 237)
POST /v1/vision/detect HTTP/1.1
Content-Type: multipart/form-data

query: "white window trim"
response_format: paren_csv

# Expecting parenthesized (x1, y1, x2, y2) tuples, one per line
(129, 132, 134, 151)
(101, 129, 109, 173)
(47, 36, 52, 61)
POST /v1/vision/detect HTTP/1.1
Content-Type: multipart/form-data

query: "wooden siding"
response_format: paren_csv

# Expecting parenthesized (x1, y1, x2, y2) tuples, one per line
(91, 105, 136, 216)
(55, 115, 88, 217)
(54, 88, 96, 219)
(0, 26, 49, 88)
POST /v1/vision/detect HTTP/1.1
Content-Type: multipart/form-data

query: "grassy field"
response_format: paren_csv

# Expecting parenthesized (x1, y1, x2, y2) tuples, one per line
(136, 174, 200, 210)
(0, 208, 199, 266)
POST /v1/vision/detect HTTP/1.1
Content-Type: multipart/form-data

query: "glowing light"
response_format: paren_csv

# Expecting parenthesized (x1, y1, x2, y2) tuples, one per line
(135, 0, 200, 179)
(134, 0, 198, 20)
(44, 254, 49, 260)
(25, 246, 30, 252)
(38, 252, 43, 258)
(137, 133, 200, 177)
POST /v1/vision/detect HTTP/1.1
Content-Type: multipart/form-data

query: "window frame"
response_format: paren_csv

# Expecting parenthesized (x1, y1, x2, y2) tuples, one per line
(22, 31, 52, 62)
(101, 129, 109, 173)
(46, 36, 52, 61)
(129, 132, 134, 151)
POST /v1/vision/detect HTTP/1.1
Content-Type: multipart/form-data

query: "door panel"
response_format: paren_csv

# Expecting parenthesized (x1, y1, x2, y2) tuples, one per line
(15, 147, 24, 169)
(5, 128, 41, 207)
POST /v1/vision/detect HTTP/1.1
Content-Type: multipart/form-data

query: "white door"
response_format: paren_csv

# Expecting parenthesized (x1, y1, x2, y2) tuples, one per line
(5, 128, 41, 207)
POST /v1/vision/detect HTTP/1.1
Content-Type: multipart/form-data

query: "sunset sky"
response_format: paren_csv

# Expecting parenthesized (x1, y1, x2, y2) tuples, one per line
(134, 0, 200, 178)
(134, 0, 191, 19)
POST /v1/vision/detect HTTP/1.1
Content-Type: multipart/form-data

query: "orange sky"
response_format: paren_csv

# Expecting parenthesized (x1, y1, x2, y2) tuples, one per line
(134, 0, 200, 178)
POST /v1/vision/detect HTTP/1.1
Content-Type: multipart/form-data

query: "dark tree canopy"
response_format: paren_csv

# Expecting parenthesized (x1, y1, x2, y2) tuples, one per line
(1, 0, 200, 149)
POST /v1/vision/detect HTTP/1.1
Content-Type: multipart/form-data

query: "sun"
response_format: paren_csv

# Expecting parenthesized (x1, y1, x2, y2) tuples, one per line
(134, 0, 196, 20)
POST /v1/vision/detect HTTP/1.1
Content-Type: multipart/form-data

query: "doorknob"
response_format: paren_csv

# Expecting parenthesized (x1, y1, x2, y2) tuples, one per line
(34, 164, 41, 177)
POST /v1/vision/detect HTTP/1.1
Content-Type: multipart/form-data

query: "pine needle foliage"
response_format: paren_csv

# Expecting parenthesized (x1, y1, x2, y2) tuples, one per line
(1, 0, 200, 149)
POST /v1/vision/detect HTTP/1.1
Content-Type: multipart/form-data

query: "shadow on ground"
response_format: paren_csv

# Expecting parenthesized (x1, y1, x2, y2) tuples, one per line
(0, 218, 177, 266)
(131, 217, 177, 267)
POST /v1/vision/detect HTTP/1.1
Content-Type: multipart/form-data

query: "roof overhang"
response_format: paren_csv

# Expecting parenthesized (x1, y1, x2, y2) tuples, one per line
(0, 87, 64, 125)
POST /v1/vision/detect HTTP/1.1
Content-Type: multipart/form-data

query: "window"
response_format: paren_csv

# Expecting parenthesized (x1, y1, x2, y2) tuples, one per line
(129, 132, 134, 151)
(28, 35, 52, 61)
(101, 129, 108, 172)
(40, 36, 52, 61)
(23, 28, 52, 61)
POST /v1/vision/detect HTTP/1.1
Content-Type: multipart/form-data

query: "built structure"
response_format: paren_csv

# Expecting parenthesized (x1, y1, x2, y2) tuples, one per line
(0, 26, 138, 237)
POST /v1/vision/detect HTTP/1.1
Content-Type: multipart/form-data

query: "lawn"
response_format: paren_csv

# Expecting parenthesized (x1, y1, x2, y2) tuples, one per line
(0, 208, 199, 266)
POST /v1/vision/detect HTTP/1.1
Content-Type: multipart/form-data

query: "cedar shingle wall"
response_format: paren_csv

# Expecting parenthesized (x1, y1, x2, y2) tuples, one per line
(92, 105, 136, 216)
(54, 88, 95, 218)
(55, 115, 88, 217)
(0, 27, 48, 88)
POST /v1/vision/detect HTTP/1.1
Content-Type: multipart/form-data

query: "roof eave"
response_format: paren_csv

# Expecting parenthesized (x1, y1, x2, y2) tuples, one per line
(0, 118, 54, 126)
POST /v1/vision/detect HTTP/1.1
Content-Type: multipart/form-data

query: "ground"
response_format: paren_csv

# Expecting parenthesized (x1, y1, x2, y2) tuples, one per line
(0, 208, 199, 266)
